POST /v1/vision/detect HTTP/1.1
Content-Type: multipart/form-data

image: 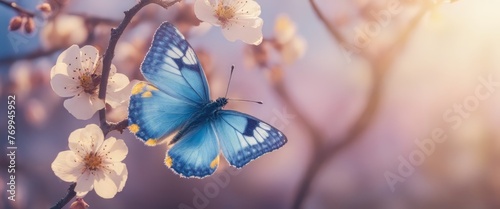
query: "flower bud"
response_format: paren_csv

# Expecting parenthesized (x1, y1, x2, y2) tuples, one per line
(267, 66, 284, 84)
(24, 18, 35, 34)
(37, 3, 52, 13)
(69, 198, 89, 209)
(8, 16, 23, 31)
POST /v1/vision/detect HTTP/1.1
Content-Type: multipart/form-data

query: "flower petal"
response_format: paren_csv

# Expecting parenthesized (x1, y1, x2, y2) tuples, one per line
(56, 45, 83, 78)
(108, 72, 129, 92)
(93, 171, 118, 199)
(51, 74, 81, 97)
(101, 138, 128, 163)
(80, 45, 100, 71)
(281, 36, 307, 64)
(194, 0, 218, 25)
(75, 171, 95, 196)
(80, 124, 105, 153)
(69, 124, 104, 157)
(274, 14, 297, 44)
(63, 93, 104, 120)
(108, 163, 128, 192)
(106, 90, 127, 108)
(234, 0, 261, 17)
(76, 191, 89, 198)
(222, 18, 263, 45)
(108, 64, 117, 76)
(68, 127, 85, 159)
(50, 63, 69, 78)
(51, 150, 82, 182)
(106, 76, 134, 108)
(99, 137, 116, 155)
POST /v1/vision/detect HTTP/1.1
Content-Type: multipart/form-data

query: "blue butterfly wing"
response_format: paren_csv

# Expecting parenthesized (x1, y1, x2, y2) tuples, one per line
(128, 82, 199, 145)
(129, 22, 211, 145)
(166, 122, 220, 178)
(141, 22, 210, 105)
(213, 110, 288, 168)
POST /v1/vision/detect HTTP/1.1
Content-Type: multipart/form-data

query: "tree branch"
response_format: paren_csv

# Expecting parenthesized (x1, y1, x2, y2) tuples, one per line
(0, 15, 113, 65)
(97, 0, 181, 133)
(49, 183, 76, 209)
(102, 119, 129, 135)
(0, 0, 35, 17)
(308, 0, 369, 59)
(291, 2, 432, 209)
(308, 0, 347, 48)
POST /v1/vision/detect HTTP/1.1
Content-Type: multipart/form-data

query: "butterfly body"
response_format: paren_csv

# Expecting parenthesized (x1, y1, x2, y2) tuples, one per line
(128, 22, 287, 178)
(170, 97, 228, 145)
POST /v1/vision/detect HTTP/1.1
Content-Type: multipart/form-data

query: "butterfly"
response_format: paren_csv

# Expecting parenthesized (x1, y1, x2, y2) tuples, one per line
(128, 22, 288, 178)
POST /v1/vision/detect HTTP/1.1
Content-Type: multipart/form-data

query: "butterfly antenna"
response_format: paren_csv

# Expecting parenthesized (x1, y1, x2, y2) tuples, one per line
(225, 65, 263, 105)
(228, 98, 263, 105)
(224, 65, 235, 98)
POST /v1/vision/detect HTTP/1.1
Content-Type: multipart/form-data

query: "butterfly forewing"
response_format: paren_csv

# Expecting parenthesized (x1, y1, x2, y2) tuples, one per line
(141, 22, 210, 105)
(128, 22, 210, 145)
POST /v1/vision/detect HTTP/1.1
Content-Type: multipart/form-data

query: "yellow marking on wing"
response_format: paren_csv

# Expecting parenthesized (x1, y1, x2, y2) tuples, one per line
(128, 124, 140, 134)
(147, 85, 159, 91)
(131, 82, 147, 95)
(142, 91, 153, 98)
(165, 156, 173, 168)
(145, 139, 157, 146)
(210, 155, 220, 169)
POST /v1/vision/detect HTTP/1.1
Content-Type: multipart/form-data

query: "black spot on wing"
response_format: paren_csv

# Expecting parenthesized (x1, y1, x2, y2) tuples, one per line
(242, 118, 259, 136)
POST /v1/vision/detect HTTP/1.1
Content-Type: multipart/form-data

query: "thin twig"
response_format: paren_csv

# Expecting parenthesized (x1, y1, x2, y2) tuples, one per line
(49, 183, 76, 209)
(308, 0, 369, 59)
(308, 0, 347, 47)
(0, 15, 112, 65)
(291, 2, 432, 209)
(0, 0, 35, 17)
(98, 0, 181, 133)
(102, 119, 129, 135)
(268, 0, 353, 178)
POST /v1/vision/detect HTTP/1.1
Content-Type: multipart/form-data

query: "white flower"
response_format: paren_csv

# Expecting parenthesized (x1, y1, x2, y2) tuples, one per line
(273, 15, 306, 64)
(274, 14, 296, 45)
(50, 45, 130, 120)
(194, 0, 264, 45)
(280, 36, 307, 64)
(41, 15, 88, 50)
(51, 124, 128, 199)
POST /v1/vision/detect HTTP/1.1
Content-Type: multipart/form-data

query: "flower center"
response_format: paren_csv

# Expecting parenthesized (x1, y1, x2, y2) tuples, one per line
(83, 152, 103, 171)
(215, 3, 236, 26)
(79, 72, 101, 94)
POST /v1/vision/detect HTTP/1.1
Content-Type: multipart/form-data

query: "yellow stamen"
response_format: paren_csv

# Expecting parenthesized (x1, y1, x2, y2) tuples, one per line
(83, 152, 103, 171)
(215, 3, 236, 26)
(79, 73, 99, 94)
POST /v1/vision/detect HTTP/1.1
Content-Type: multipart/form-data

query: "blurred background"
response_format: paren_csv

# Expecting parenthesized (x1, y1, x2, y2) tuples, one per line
(2, 0, 500, 208)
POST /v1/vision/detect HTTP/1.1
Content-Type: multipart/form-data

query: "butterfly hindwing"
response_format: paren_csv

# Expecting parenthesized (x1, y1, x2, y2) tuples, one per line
(141, 22, 210, 105)
(165, 122, 220, 178)
(128, 82, 200, 145)
(213, 110, 287, 168)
